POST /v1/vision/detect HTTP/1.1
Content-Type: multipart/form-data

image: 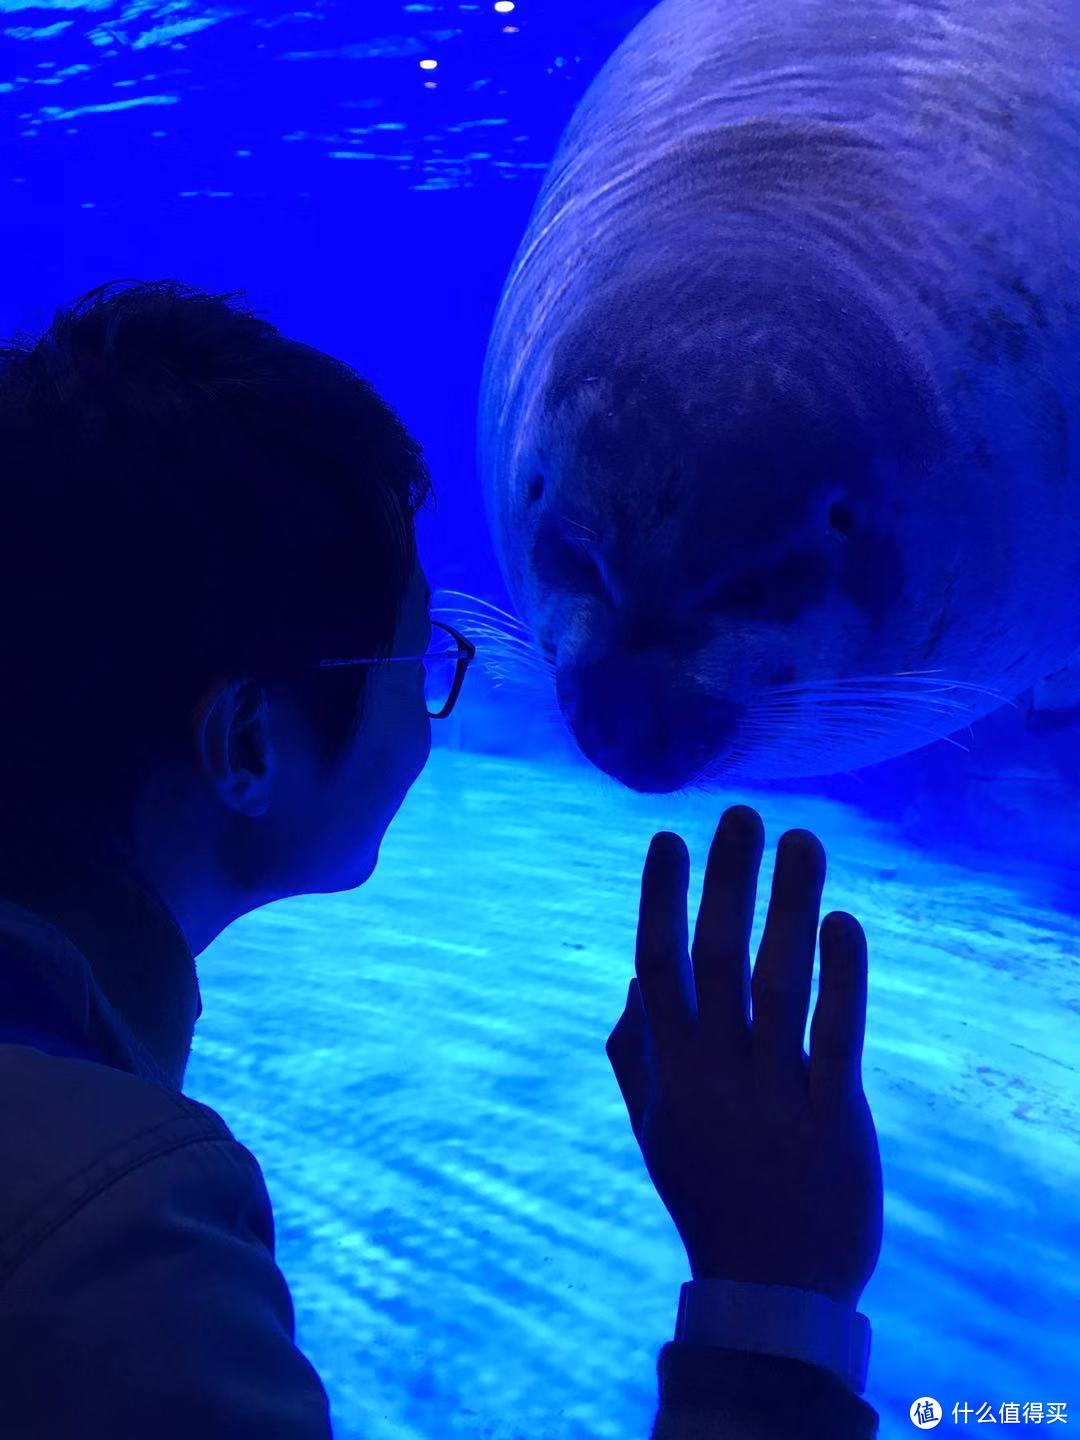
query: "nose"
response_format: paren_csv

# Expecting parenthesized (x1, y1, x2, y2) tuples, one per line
(557, 655, 741, 792)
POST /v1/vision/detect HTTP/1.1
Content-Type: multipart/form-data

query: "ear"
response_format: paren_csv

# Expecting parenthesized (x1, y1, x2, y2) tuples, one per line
(194, 678, 274, 818)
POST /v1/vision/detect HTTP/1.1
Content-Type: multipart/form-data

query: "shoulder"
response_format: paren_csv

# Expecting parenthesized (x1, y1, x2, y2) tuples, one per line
(0, 1044, 256, 1283)
(0, 1048, 332, 1438)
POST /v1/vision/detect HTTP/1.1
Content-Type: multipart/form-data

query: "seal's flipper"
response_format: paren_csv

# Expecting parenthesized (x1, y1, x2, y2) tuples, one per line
(1027, 650, 1080, 734)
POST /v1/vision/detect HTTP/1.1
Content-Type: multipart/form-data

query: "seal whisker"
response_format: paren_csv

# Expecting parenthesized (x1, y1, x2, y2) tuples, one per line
(754, 702, 979, 737)
(450, 622, 541, 655)
(741, 707, 973, 753)
(431, 589, 533, 636)
(763, 696, 978, 723)
(447, 619, 555, 693)
(768, 673, 1019, 709)
(757, 696, 978, 725)
(427, 589, 556, 682)
(770, 675, 1015, 700)
(483, 657, 551, 686)
(763, 687, 976, 706)
(433, 610, 532, 642)
(747, 688, 980, 732)
(559, 515, 599, 542)
(429, 601, 552, 679)
(475, 641, 551, 676)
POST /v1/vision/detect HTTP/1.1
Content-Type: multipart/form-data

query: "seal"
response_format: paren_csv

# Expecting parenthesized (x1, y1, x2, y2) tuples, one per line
(477, 0, 1080, 793)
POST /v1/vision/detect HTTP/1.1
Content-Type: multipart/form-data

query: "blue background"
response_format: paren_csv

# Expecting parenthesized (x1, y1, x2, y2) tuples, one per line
(3, 2, 1077, 1434)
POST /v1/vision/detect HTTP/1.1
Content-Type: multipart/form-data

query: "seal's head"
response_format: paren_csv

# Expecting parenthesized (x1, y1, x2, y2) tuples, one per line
(486, 246, 1021, 792)
(477, 0, 1080, 792)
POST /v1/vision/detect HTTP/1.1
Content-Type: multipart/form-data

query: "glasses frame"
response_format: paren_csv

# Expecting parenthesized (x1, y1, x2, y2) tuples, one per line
(312, 619, 476, 720)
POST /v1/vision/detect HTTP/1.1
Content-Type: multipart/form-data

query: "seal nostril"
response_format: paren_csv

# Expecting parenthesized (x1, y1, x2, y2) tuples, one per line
(829, 501, 855, 536)
(527, 474, 545, 505)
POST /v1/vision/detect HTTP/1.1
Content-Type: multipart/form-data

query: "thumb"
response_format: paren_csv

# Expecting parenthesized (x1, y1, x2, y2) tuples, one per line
(606, 978, 652, 1139)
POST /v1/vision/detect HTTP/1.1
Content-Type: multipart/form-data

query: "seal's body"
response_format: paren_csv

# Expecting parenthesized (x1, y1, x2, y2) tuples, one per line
(478, 0, 1080, 792)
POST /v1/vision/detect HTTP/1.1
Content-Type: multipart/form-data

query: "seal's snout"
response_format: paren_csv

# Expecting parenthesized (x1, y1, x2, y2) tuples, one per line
(557, 655, 741, 793)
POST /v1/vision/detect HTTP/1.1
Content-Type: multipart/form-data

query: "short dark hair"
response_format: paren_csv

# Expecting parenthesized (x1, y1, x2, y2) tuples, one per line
(0, 278, 432, 842)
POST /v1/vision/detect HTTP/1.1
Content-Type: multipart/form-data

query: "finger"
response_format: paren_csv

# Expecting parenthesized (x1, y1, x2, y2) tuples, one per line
(751, 829, 826, 1074)
(692, 805, 763, 1049)
(635, 831, 695, 1080)
(809, 911, 868, 1113)
(605, 978, 651, 1137)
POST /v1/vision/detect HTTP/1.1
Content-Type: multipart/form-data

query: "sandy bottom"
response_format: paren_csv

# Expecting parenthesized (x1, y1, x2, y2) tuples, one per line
(186, 746, 1078, 1439)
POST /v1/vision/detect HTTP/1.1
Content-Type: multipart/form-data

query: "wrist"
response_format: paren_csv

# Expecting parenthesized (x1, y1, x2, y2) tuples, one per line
(691, 1266, 863, 1310)
(673, 1278, 872, 1394)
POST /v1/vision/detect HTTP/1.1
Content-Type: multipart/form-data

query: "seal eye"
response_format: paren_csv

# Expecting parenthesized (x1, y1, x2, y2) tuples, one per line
(829, 501, 855, 537)
(527, 474, 546, 505)
(533, 523, 604, 596)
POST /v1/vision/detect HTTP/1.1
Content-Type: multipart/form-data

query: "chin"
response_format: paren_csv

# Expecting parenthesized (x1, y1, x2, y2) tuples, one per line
(347, 845, 380, 889)
(314, 842, 379, 895)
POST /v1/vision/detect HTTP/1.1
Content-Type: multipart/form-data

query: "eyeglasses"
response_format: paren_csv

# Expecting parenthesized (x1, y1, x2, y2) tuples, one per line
(312, 619, 476, 720)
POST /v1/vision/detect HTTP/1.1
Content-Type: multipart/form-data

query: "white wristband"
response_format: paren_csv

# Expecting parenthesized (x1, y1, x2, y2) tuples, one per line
(673, 1279, 872, 1394)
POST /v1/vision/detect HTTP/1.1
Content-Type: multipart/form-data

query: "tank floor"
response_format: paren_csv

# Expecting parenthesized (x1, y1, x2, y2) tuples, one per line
(187, 747, 1078, 1439)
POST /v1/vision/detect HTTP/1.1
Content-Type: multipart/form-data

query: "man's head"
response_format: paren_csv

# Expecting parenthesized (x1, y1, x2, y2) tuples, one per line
(0, 279, 434, 948)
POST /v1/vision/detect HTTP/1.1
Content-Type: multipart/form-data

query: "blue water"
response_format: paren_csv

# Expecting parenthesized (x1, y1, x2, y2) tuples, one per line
(5, 3, 1078, 1435)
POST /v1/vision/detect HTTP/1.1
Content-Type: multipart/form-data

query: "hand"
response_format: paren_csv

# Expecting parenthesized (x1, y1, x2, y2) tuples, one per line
(605, 805, 882, 1308)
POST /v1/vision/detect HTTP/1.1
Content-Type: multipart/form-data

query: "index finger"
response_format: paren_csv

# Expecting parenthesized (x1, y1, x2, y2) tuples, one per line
(635, 832, 696, 1074)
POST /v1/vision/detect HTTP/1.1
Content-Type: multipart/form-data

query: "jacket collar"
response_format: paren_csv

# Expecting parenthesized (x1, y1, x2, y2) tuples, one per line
(0, 831, 202, 1091)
